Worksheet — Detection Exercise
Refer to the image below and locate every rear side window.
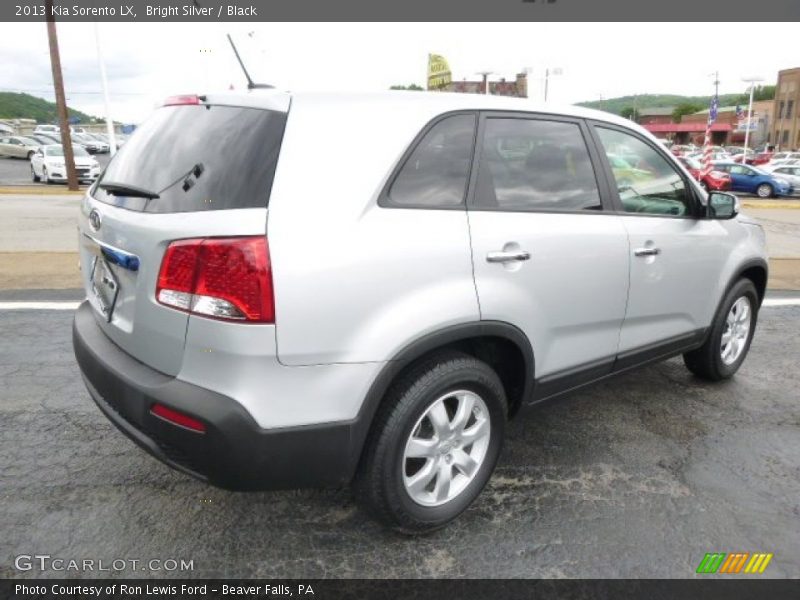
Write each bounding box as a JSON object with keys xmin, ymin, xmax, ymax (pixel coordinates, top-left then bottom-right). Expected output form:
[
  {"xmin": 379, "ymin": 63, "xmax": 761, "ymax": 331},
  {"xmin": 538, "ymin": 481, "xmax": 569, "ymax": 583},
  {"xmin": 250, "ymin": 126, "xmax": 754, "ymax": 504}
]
[
  {"xmin": 386, "ymin": 114, "xmax": 476, "ymax": 208},
  {"xmin": 474, "ymin": 118, "xmax": 602, "ymax": 212},
  {"xmin": 93, "ymin": 104, "xmax": 286, "ymax": 213}
]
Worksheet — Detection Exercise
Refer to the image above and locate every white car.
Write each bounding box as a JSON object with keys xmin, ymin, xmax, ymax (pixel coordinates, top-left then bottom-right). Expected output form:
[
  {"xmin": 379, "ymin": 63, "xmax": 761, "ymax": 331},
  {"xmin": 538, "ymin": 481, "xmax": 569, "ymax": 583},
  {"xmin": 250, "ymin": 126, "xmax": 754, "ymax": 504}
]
[
  {"xmin": 30, "ymin": 144, "xmax": 101, "ymax": 184},
  {"xmin": 33, "ymin": 124, "xmax": 60, "ymax": 135},
  {"xmin": 764, "ymin": 164, "xmax": 800, "ymax": 192},
  {"xmin": 767, "ymin": 152, "xmax": 800, "ymax": 166}
]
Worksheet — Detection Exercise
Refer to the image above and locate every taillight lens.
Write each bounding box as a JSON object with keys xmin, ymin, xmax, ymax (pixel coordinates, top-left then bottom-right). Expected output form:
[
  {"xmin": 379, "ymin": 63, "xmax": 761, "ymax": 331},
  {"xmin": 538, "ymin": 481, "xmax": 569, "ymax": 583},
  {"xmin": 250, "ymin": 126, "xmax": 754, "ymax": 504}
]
[{"xmin": 156, "ymin": 237, "xmax": 274, "ymax": 323}]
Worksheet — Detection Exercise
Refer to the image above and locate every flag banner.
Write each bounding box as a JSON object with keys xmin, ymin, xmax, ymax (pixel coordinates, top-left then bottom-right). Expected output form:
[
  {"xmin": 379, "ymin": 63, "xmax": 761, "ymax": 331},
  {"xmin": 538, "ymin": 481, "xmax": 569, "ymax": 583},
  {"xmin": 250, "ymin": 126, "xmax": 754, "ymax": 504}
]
[
  {"xmin": 427, "ymin": 54, "xmax": 452, "ymax": 90},
  {"xmin": 701, "ymin": 92, "xmax": 719, "ymax": 177}
]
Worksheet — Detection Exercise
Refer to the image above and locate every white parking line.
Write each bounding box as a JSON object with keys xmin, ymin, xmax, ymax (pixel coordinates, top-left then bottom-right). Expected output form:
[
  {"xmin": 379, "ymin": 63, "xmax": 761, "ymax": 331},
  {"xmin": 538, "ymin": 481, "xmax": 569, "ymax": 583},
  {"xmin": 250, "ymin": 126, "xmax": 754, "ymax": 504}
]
[
  {"xmin": 0, "ymin": 301, "xmax": 81, "ymax": 310},
  {"xmin": 0, "ymin": 297, "xmax": 799, "ymax": 311},
  {"xmin": 762, "ymin": 297, "xmax": 800, "ymax": 307}
]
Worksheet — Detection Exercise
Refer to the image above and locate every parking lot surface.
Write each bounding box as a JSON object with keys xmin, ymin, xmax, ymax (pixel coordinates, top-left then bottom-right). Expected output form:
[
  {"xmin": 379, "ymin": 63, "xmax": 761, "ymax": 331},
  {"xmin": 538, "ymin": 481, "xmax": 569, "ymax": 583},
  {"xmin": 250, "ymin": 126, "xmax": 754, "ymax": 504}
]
[{"xmin": 1, "ymin": 298, "xmax": 798, "ymax": 579}]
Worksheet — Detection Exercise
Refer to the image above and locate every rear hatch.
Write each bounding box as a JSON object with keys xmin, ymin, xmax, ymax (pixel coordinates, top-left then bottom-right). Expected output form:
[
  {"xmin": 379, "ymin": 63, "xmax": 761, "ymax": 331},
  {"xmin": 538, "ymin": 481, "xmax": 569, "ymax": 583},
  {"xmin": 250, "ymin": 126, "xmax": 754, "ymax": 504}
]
[{"xmin": 78, "ymin": 94, "xmax": 288, "ymax": 375}]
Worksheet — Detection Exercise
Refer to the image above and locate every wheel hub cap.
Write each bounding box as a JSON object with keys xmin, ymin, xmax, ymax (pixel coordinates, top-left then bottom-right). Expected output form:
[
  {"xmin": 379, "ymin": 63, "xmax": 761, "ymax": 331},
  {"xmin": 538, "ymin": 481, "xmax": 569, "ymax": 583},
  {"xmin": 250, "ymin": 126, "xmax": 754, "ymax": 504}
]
[
  {"xmin": 402, "ymin": 390, "xmax": 491, "ymax": 507},
  {"xmin": 721, "ymin": 296, "xmax": 752, "ymax": 365}
]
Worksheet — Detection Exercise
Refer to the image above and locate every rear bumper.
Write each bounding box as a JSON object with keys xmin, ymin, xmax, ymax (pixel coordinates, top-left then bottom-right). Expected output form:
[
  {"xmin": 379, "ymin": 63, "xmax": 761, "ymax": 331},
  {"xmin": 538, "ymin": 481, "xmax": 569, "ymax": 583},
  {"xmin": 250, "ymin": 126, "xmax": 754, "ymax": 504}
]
[{"xmin": 72, "ymin": 301, "xmax": 357, "ymax": 491}]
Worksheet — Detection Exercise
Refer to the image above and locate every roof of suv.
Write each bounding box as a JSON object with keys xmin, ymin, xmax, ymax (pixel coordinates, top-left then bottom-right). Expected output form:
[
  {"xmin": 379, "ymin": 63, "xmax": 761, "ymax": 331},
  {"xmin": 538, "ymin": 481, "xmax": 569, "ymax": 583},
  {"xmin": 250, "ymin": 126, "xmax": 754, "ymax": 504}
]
[{"xmin": 201, "ymin": 89, "xmax": 648, "ymax": 135}]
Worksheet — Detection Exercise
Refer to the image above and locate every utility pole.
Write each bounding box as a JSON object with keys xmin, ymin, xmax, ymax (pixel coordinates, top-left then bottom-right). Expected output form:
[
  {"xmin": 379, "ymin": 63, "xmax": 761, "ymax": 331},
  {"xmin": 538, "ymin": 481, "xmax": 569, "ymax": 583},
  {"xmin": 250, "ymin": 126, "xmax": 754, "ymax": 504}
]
[{"xmin": 45, "ymin": 0, "xmax": 78, "ymax": 190}]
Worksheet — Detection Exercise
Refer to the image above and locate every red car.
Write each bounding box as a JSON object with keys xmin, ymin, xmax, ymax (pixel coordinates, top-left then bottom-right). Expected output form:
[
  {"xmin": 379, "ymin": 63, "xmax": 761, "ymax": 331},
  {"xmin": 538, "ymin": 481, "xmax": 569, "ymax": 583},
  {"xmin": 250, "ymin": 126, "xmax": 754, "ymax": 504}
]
[{"xmin": 677, "ymin": 156, "xmax": 732, "ymax": 191}]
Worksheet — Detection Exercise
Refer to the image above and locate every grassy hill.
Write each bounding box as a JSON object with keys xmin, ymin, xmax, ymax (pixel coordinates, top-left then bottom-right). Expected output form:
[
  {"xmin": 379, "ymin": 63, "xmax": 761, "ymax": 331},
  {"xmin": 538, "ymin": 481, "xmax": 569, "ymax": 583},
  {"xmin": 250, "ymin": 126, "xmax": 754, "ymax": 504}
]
[
  {"xmin": 0, "ymin": 92, "xmax": 95, "ymax": 124},
  {"xmin": 577, "ymin": 90, "xmax": 774, "ymax": 116}
]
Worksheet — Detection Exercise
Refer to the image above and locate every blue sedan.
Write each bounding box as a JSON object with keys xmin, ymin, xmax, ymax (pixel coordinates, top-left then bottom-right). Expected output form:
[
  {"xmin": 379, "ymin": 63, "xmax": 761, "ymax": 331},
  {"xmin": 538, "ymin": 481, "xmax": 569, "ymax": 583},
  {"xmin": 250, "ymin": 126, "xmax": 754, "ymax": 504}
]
[{"xmin": 713, "ymin": 162, "xmax": 795, "ymax": 198}]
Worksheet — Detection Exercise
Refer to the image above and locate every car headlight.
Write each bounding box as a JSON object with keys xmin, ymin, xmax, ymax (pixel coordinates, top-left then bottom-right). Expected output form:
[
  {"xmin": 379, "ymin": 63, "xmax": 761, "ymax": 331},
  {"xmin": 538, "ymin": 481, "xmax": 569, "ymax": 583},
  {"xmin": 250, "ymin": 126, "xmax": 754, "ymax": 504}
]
[{"xmin": 774, "ymin": 178, "xmax": 789, "ymax": 186}]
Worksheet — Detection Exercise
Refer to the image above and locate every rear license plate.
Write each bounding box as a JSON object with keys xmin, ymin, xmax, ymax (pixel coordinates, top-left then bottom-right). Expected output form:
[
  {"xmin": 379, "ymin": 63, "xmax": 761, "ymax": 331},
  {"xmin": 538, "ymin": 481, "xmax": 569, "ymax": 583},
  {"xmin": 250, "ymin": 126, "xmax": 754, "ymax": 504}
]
[{"xmin": 90, "ymin": 257, "xmax": 119, "ymax": 322}]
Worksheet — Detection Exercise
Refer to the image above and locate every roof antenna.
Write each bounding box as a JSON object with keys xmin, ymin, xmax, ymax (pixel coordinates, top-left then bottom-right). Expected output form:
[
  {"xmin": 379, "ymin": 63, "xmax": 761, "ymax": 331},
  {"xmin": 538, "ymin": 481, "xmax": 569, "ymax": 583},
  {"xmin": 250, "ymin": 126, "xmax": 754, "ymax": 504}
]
[{"xmin": 226, "ymin": 33, "xmax": 274, "ymax": 90}]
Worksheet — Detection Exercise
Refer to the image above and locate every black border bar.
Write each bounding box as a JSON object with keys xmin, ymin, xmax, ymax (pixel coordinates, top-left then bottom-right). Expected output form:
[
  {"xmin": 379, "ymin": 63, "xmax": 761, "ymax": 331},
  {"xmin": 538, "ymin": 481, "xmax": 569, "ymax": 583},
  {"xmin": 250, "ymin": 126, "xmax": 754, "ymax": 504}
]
[
  {"xmin": 3, "ymin": 0, "xmax": 800, "ymax": 22},
  {"xmin": 4, "ymin": 579, "xmax": 800, "ymax": 600}
]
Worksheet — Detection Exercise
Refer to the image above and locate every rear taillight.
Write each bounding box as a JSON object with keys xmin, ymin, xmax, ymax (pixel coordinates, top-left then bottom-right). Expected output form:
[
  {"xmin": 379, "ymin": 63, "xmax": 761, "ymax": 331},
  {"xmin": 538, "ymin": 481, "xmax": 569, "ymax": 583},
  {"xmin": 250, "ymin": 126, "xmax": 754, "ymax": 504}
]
[{"xmin": 156, "ymin": 237, "xmax": 274, "ymax": 323}]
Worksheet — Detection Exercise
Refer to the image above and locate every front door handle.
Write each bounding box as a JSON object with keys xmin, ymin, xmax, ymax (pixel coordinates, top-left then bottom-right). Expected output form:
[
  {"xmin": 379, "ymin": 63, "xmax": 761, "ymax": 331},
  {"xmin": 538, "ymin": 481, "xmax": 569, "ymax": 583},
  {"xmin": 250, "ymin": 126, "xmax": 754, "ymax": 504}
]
[
  {"xmin": 486, "ymin": 250, "xmax": 531, "ymax": 263},
  {"xmin": 634, "ymin": 247, "xmax": 661, "ymax": 257}
]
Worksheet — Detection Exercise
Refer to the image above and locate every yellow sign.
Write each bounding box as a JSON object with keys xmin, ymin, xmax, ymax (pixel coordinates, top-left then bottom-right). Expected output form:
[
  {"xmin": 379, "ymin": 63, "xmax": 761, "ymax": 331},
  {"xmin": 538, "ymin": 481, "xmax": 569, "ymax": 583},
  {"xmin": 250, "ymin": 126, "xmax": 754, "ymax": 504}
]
[{"xmin": 427, "ymin": 54, "xmax": 452, "ymax": 90}]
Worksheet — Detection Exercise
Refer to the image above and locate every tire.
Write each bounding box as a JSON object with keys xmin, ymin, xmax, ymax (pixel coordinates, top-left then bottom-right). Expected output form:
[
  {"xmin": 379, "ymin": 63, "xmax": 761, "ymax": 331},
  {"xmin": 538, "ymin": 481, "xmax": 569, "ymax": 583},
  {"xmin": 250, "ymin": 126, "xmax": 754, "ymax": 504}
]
[
  {"xmin": 756, "ymin": 183, "xmax": 773, "ymax": 198},
  {"xmin": 355, "ymin": 351, "xmax": 507, "ymax": 534},
  {"xmin": 683, "ymin": 279, "xmax": 759, "ymax": 381},
  {"xmin": 31, "ymin": 165, "xmax": 40, "ymax": 183},
  {"xmin": 43, "ymin": 166, "xmax": 51, "ymax": 184}
]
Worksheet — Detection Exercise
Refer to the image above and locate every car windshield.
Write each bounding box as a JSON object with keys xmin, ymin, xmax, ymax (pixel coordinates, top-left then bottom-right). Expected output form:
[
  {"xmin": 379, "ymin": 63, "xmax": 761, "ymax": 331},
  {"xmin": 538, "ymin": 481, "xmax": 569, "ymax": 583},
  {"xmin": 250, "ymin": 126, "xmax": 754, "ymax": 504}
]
[{"xmin": 46, "ymin": 145, "xmax": 90, "ymax": 157}]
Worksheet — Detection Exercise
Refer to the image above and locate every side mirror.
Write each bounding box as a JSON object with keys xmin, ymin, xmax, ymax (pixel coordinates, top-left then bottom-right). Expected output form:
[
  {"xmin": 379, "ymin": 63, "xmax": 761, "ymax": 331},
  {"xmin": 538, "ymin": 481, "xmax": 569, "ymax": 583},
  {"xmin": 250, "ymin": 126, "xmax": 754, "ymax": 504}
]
[{"xmin": 708, "ymin": 192, "xmax": 739, "ymax": 220}]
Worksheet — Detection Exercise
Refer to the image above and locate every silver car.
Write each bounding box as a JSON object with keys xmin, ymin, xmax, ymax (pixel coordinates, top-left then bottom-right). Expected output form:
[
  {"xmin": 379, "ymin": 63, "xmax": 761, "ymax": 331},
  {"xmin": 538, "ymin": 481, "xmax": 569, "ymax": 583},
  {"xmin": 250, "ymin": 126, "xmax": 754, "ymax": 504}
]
[
  {"xmin": 0, "ymin": 135, "xmax": 40, "ymax": 159},
  {"xmin": 764, "ymin": 164, "xmax": 800, "ymax": 193},
  {"xmin": 72, "ymin": 91, "xmax": 768, "ymax": 532}
]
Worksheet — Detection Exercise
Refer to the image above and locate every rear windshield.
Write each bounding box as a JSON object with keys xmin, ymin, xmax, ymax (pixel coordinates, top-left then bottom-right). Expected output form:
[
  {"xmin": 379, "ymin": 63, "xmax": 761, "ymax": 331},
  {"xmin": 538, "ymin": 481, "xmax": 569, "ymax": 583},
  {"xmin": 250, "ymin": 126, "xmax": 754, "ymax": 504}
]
[{"xmin": 92, "ymin": 104, "xmax": 287, "ymax": 213}]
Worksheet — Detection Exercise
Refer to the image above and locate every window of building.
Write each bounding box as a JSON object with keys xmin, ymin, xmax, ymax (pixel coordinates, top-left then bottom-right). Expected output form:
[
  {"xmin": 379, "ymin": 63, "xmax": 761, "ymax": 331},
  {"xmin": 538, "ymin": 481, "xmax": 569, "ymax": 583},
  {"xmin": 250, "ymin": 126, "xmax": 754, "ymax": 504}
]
[
  {"xmin": 788, "ymin": 100, "xmax": 795, "ymax": 118},
  {"xmin": 595, "ymin": 126, "xmax": 693, "ymax": 217},
  {"xmin": 473, "ymin": 117, "xmax": 601, "ymax": 212},
  {"xmin": 782, "ymin": 130, "xmax": 790, "ymax": 145},
  {"xmin": 387, "ymin": 114, "xmax": 476, "ymax": 208},
  {"xmin": 779, "ymin": 101, "xmax": 785, "ymax": 119}
]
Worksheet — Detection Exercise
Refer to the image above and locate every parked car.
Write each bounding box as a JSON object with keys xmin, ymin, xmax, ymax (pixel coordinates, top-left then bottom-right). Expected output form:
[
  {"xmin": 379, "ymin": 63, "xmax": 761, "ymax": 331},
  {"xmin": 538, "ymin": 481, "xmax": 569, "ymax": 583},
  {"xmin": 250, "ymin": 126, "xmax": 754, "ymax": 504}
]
[
  {"xmin": 72, "ymin": 91, "xmax": 767, "ymax": 532},
  {"xmin": 670, "ymin": 144, "xmax": 695, "ymax": 157},
  {"xmin": 677, "ymin": 156, "xmax": 731, "ymax": 191},
  {"xmin": 763, "ymin": 165, "xmax": 800, "ymax": 192},
  {"xmin": 0, "ymin": 135, "xmax": 41, "ymax": 159},
  {"xmin": 30, "ymin": 144, "xmax": 101, "ymax": 184},
  {"xmin": 766, "ymin": 152, "xmax": 800, "ymax": 166},
  {"xmin": 28, "ymin": 133, "xmax": 59, "ymax": 145},
  {"xmin": 72, "ymin": 133, "xmax": 110, "ymax": 154},
  {"xmin": 33, "ymin": 124, "xmax": 60, "ymax": 135},
  {"xmin": 713, "ymin": 161, "xmax": 795, "ymax": 197}
]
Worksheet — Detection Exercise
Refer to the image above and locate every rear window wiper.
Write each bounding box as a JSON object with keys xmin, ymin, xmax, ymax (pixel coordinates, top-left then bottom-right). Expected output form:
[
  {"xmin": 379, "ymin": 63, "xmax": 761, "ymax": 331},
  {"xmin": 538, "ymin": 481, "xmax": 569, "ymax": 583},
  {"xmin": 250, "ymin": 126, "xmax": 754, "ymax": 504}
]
[{"xmin": 98, "ymin": 181, "xmax": 160, "ymax": 199}]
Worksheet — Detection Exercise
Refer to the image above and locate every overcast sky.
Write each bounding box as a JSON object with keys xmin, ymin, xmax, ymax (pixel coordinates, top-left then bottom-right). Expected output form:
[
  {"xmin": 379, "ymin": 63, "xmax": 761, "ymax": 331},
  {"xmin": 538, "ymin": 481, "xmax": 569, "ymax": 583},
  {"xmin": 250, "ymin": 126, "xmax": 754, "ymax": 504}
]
[{"xmin": 1, "ymin": 22, "xmax": 797, "ymax": 124}]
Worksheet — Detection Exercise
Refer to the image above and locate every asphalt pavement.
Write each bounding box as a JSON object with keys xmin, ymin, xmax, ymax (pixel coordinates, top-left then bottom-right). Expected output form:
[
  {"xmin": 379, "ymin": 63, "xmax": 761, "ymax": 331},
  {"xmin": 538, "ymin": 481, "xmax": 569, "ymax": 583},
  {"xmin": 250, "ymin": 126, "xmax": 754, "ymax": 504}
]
[{"xmin": 1, "ymin": 295, "xmax": 798, "ymax": 579}]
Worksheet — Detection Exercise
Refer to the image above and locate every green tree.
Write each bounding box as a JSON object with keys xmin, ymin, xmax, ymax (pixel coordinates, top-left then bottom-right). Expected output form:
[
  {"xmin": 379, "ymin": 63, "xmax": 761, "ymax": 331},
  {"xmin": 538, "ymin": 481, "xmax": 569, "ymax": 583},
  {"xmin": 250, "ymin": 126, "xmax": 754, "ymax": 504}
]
[
  {"xmin": 620, "ymin": 106, "xmax": 636, "ymax": 120},
  {"xmin": 672, "ymin": 103, "xmax": 704, "ymax": 122},
  {"xmin": 389, "ymin": 84, "xmax": 424, "ymax": 91}
]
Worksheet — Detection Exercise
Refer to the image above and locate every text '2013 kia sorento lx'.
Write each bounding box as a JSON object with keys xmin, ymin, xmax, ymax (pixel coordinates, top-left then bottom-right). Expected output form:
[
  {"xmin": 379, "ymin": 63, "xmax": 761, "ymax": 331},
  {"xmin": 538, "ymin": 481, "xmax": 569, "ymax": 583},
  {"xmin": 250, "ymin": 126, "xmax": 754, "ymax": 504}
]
[{"xmin": 73, "ymin": 91, "xmax": 768, "ymax": 533}]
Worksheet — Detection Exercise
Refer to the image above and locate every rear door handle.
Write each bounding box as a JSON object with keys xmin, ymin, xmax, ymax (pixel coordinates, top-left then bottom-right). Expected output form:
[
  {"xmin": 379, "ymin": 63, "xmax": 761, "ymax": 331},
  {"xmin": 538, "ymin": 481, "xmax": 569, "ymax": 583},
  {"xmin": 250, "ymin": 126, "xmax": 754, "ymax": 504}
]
[
  {"xmin": 486, "ymin": 250, "xmax": 531, "ymax": 263},
  {"xmin": 634, "ymin": 247, "xmax": 661, "ymax": 257}
]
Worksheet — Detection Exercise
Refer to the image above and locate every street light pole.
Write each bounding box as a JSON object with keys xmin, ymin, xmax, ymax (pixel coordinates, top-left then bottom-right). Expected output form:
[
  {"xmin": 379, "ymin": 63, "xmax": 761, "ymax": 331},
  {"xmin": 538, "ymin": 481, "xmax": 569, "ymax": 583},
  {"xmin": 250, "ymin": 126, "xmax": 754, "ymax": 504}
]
[
  {"xmin": 45, "ymin": 0, "xmax": 78, "ymax": 191},
  {"xmin": 93, "ymin": 22, "xmax": 117, "ymax": 155},
  {"xmin": 742, "ymin": 76, "xmax": 764, "ymax": 164},
  {"xmin": 544, "ymin": 68, "xmax": 549, "ymax": 102}
]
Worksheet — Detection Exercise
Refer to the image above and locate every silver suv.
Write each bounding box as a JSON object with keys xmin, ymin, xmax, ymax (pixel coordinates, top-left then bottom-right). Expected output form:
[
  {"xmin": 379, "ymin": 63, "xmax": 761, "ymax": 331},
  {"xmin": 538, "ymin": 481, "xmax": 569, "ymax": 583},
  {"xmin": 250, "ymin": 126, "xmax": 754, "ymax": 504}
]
[{"xmin": 73, "ymin": 91, "xmax": 767, "ymax": 532}]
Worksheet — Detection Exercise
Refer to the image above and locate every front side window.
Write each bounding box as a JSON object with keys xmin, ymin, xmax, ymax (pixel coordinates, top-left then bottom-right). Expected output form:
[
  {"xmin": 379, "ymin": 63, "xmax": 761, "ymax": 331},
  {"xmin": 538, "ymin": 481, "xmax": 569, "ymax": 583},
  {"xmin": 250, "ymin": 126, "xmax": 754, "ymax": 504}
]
[
  {"xmin": 387, "ymin": 114, "xmax": 476, "ymax": 208},
  {"xmin": 596, "ymin": 127, "xmax": 693, "ymax": 217},
  {"xmin": 474, "ymin": 118, "xmax": 601, "ymax": 211}
]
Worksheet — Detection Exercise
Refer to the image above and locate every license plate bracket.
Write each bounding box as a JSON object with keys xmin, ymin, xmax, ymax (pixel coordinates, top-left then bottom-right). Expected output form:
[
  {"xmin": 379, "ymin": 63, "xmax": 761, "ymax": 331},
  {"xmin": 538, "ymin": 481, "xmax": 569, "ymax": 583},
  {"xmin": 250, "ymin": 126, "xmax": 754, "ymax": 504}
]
[{"xmin": 90, "ymin": 256, "xmax": 119, "ymax": 322}]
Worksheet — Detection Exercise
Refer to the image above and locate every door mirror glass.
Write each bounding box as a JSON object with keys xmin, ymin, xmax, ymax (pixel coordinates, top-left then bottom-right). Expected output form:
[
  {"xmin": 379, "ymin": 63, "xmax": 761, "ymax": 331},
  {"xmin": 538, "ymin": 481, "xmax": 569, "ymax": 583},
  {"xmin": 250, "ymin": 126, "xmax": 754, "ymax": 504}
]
[{"xmin": 708, "ymin": 192, "xmax": 738, "ymax": 220}]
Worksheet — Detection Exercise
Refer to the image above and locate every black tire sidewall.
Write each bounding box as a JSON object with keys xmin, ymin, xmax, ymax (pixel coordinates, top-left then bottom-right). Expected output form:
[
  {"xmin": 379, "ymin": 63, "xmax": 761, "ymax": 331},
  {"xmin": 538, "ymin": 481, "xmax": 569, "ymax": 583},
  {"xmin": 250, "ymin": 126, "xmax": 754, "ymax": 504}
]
[
  {"xmin": 378, "ymin": 359, "xmax": 506, "ymax": 530},
  {"xmin": 709, "ymin": 280, "xmax": 759, "ymax": 378}
]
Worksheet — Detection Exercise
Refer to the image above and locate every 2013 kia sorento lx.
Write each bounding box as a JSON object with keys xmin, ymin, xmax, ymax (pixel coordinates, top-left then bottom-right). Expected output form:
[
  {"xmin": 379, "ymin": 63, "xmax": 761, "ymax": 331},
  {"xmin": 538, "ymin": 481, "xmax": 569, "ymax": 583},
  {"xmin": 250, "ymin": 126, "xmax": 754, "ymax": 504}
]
[{"xmin": 73, "ymin": 90, "xmax": 768, "ymax": 533}]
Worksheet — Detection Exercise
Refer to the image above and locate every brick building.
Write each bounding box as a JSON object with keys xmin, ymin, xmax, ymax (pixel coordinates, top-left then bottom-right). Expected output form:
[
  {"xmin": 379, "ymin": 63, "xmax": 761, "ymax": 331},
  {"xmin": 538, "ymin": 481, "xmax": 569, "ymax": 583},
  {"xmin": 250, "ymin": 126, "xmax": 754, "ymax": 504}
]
[
  {"xmin": 773, "ymin": 68, "xmax": 800, "ymax": 150},
  {"xmin": 447, "ymin": 73, "xmax": 528, "ymax": 98}
]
